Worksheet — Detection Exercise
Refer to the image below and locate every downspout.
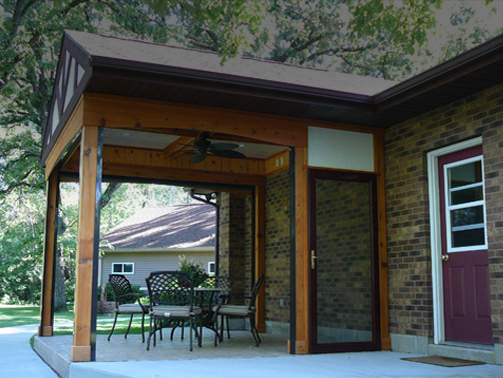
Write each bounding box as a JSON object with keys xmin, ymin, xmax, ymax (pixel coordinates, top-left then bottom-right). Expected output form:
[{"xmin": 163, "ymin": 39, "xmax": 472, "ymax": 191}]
[{"xmin": 190, "ymin": 189, "xmax": 220, "ymax": 276}]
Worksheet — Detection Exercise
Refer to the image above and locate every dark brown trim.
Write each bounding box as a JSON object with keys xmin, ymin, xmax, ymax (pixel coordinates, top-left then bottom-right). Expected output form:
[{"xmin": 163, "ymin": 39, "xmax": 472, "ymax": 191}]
[
  {"xmin": 41, "ymin": 35, "xmax": 92, "ymax": 166},
  {"xmin": 375, "ymin": 33, "xmax": 503, "ymax": 104},
  {"xmin": 91, "ymin": 55, "xmax": 373, "ymax": 105},
  {"xmin": 308, "ymin": 168, "xmax": 381, "ymax": 353}
]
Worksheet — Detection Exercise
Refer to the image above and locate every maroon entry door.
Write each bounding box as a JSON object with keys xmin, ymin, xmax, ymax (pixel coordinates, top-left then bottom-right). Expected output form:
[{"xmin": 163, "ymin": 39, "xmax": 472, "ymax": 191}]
[{"xmin": 438, "ymin": 146, "xmax": 493, "ymax": 345}]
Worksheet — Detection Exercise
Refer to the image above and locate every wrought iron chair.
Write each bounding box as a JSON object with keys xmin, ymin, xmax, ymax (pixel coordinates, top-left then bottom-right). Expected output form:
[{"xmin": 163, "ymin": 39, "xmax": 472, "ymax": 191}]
[
  {"xmin": 107, "ymin": 274, "xmax": 148, "ymax": 342},
  {"xmin": 145, "ymin": 271, "xmax": 202, "ymax": 351},
  {"xmin": 213, "ymin": 274, "xmax": 264, "ymax": 346},
  {"xmin": 211, "ymin": 276, "xmax": 233, "ymax": 342}
]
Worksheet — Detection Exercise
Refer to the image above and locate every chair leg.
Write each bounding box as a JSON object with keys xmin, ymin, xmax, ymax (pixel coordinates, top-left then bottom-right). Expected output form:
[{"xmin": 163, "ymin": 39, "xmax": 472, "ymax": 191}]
[
  {"xmin": 189, "ymin": 318, "xmax": 193, "ymax": 352},
  {"xmin": 249, "ymin": 313, "xmax": 261, "ymax": 346},
  {"xmin": 141, "ymin": 313, "xmax": 145, "ymax": 343},
  {"xmin": 214, "ymin": 315, "xmax": 219, "ymax": 347},
  {"xmin": 226, "ymin": 316, "xmax": 230, "ymax": 339},
  {"xmin": 170, "ymin": 324, "xmax": 176, "ymax": 341},
  {"xmin": 146, "ymin": 316, "xmax": 156, "ymax": 351},
  {"xmin": 153, "ymin": 318, "xmax": 158, "ymax": 347},
  {"xmin": 181, "ymin": 321, "xmax": 185, "ymax": 340},
  {"xmin": 219, "ymin": 314, "xmax": 224, "ymax": 342},
  {"xmin": 107, "ymin": 312, "xmax": 118, "ymax": 342},
  {"xmin": 199, "ymin": 319, "xmax": 203, "ymax": 347},
  {"xmin": 125, "ymin": 313, "xmax": 134, "ymax": 339}
]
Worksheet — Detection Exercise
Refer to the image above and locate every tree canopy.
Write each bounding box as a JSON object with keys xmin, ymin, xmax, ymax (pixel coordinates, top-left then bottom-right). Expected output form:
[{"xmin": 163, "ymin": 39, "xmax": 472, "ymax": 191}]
[{"xmin": 1, "ymin": 0, "xmax": 502, "ymax": 304}]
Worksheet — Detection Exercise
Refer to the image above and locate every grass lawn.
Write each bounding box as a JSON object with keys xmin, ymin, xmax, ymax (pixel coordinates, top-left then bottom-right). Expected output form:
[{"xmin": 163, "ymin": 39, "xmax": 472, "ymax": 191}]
[
  {"xmin": 0, "ymin": 304, "xmax": 74, "ymax": 328},
  {"xmin": 0, "ymin": 304, "xmax": 145, "ymax": 335}
]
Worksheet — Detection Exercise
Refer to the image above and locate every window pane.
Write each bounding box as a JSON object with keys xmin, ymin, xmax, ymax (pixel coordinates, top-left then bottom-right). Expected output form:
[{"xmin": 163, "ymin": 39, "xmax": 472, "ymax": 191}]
[
  {"xmin": 449, "ymin": 161, "xmax": 482, "ymax": 189},
  {"xmin": 123, "ymin": 263, "xmax": 133, "ymax": 273},
  {"xmin": 450, "ymin": 186, "xmax": 483, "ymax": 205},
  {"xmin": 451, "ymin": 206, "xmax": 484, "ymax": 227},
  {"xmin": 452, "ymin": 228, "xmax": 485, "ymax": 248},
  {"xmin": 113, "ymin": 264, "xmax": 122, "ymax": 273}
]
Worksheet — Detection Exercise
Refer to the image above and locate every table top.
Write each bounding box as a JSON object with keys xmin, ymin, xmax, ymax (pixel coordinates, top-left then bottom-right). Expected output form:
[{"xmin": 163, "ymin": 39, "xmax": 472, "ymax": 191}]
[{"xmin": 194, "ymin": 287, "xmax": 226, "ymax": 292}]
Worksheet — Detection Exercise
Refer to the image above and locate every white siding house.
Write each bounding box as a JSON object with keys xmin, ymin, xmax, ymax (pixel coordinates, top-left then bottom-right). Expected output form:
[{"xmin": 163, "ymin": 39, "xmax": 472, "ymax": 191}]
[{"xmin": 99, "ymin": 204, "xmax": 216, "ymax": 288}]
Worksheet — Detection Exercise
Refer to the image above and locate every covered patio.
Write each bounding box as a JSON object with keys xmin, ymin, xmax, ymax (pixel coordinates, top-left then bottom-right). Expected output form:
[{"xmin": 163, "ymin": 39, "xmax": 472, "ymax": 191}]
[{"xmin": 37, "ymin": 29, "xmax": 391, "ymax": 368}]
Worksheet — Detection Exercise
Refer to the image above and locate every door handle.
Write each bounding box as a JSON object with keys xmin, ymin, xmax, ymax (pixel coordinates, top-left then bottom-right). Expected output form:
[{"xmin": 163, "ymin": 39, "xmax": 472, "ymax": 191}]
[
  {"xmin": 311, "ymin": 250, "xmax": 317, "ymax": 270},
  {"xmin": 441, "ymin": 254, "xmax": 449, "ymax": 262}
]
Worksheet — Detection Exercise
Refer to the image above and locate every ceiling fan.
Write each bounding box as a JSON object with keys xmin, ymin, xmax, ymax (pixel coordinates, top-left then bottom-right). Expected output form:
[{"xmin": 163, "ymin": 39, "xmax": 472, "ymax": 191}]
[{"xmin": 185, "ymin": 132, "xmax": 246, "ymax": 163}]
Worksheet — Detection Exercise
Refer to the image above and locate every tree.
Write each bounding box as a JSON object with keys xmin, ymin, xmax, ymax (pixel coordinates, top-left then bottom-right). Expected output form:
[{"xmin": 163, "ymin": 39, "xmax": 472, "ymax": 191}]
[{"xmin": 1, "ymin": 0, "xmax": 502, "ymax": 304}]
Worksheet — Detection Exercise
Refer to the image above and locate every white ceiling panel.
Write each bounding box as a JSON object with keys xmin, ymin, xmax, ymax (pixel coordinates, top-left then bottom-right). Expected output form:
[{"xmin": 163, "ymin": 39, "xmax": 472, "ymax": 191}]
[
  {"xmin": 209, "ymin": 139, "xmax": 287, "ymax": 159},
  {"xmin": 103, "ymin": 129, "xmax": 179, "ymax": 150}
]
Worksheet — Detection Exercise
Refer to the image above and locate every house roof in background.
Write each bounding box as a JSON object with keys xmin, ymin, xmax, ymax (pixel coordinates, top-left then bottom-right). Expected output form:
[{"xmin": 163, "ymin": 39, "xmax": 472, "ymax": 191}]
[{"xmin": 101, "ymin": 204, "xmax": 215, "ymax": 251}]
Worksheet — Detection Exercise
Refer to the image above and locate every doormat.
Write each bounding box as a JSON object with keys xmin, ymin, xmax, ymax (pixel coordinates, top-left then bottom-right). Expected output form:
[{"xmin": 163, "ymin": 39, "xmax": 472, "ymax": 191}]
[{"xmin": 401, "ymin": 355, "xmax": 485, "ymax": 367}]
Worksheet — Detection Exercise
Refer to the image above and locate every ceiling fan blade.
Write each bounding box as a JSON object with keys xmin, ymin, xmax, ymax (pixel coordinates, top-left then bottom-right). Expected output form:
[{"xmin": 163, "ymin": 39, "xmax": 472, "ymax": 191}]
[
  {"xmin": 211, "ymin": 149, "xmax": 246, "ymax": 159},
  {"xmin": 190, "ymin": 152, "xmax": 207, "ymax": 163},
  {"xmin": 209, "ymin": 142, "xmax": 241, "ymax": 151}
]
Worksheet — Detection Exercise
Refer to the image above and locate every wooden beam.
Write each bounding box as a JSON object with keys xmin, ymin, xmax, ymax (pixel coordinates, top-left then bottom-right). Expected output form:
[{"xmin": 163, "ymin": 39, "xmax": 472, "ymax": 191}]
[
  {"xmin": 71, "ymin": 126, "xmax": 99, "ymax": 362},
  {"xmin": 45, "ymin": 96, "xmax": 83, "ymax": 179},
  {"xmin": 254, "ymin": 185, "xmax": 266, "ymax": 332},
  {"xmin": 374, "ymin": 130, "xmax": 391, "ymax": 350},
  {"xmin": 83, "ymin": 93, "xmax": 308, "ymax": 147},
  {"xmin": 100, "ymin": 163, "xmax": 265, "ymax": 187},
  {"xmin": 61, "ymin": 145, "xmax": 266, "ymax": 187},
  {"xmin": 39, "ymin": 172, "xmax": 59, "ymax": 337},
  {"xmin": 63, "ymin": 146, "xmax": 265, "ymax": 176},
  {"xmin": 163, "ymin": 136, "xmax": 194, "ymax": 156},
  {"xmin": 294, "ymin": 147, "xmax": 309, "ymax": 354},
  {"xmin": 265, "ymin": 150, "xmax": 290, "ymax": 175}
]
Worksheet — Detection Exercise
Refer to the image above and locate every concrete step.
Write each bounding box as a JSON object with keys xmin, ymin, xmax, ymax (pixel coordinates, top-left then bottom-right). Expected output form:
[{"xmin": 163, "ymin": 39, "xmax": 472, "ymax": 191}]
[{"xmin": 428, "ymin": 343, "xmax": 495, "ymax": 364}]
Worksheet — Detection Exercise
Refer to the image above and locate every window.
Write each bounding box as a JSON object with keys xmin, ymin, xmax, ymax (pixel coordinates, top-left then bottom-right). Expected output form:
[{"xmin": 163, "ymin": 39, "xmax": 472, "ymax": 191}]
[
  {"xmin": 207, "ymin": 261, "xmax": 215, "ymax": 276},
  {"xmin": 112, "ymin": 262, "xmax": 134, "ymax": 275},
  {"xmin": 444, "ymin": 156, "xmax": 487, "ymax": 251}
]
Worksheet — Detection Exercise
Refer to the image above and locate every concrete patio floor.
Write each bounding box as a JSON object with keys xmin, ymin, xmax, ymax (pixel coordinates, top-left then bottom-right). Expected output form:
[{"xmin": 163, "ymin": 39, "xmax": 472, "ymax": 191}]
[
  {"xmin": 69, "ymin": 352, "xmax": 503, "ymax": 378},
  {"xmin": 16, "ymin": 325, "xmax": 503, "ymax": 378},
  {"xmin": 0, "ymin": 325, "xmax": 496, "ymax": 378},
  {"xmin": 37, "ymin": 328, "xmax": 288, "ymax": 362}
]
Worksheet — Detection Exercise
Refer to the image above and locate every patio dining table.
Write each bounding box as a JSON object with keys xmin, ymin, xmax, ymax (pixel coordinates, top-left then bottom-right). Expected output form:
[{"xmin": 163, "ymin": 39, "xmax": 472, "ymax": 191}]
[{"xmin": 194, "ymin": 287, "xmax": 226, "ymax": 344}]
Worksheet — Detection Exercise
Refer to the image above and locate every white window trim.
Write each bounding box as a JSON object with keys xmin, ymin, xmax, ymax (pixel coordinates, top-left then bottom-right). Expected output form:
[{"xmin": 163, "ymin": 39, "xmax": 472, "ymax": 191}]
[
  {"xmin": 427, "ymin": 136, "xmax": 482, "ymax": 345},
  {"xmin": 443, "ymin": 155, "xmax": 488, "ymax": 252},
  {"xmin": 207, "ymin": 261, "xmax": 215, "ymax": 276},
  {"xmin": 112, "ymin": 262, "xmax": 135, "ymax": 275}
]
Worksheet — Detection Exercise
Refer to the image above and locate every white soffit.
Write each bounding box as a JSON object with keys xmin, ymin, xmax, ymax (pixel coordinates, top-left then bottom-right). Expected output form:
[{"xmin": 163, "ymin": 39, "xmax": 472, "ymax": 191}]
[
  {"xmin": 102, "ymin": 129, "xmax": 287, "ymax": 158},
  {"xmin": 102, "ymin": 129, "xmax": 179, "ymax": 150},
  {"xmin": 210, "ymin": 139, "xmax": 287, "ymax": 159},
  {"xmin": 308, "ymin": 127, "xmax": 374, "ymax": 172}
]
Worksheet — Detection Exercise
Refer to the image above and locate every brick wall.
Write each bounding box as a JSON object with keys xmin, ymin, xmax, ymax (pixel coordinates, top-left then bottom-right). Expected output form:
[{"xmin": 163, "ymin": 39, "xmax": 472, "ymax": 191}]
[
  {"xmin": 218, "ymin": 192, "xmax": 253, "ymax": 303},
  {"xmin": 385, "ymin": 83, "xmax": 503, "ymax": 343},
  {"xmin": 264, "ymin": 170, "xmax": 291, "ymax": 323},
  {"xmin": 315, "ymin": 179, "xmax": 373, "ymax": 333}
]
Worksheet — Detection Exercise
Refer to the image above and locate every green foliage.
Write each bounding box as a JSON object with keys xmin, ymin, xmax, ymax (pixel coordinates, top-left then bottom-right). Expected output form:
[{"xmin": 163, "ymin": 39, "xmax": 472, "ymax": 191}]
[
  {"xmin": 179, "ymin": 255, "xmax": 208, "ymax": 287},
  {"xmin": 97, "ymin": 283, "xmax": 144, "ymax": 304}
]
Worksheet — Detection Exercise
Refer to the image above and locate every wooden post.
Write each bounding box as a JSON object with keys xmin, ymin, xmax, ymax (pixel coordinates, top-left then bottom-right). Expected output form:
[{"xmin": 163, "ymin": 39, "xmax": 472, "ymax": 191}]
[
  {"xmin": 39, "ymin": 172, "xmax": 59, "ymax": 337},
  {"xmin": 294, "ymin": 147, "xmax": 309, "ymax": 353},
  {"xmin": 71, "ymin": 126, "xmax": 102, "ymax": 362},
  {"xmin": 254, "ymin": 184, "xmax": 266, "ymax": 332},
  {"xmin": 374, "ymin": 131, "xmax": 391, "ymax": 350}
]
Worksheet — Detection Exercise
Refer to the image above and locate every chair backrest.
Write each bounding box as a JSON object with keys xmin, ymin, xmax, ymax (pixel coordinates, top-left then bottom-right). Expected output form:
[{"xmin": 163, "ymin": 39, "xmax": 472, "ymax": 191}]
[
  {"xmin": 215, "ymin": 276, "xmax": 232, "ymax": 291},
  {"xmin": 248, "ymin": 274, "xmax": 265, "ymax": 310},
  {"xmin": 108, "ymin": 274, "xmax": 135, "ymax": 304},
  {"xmin": 145, "ymin": 271, "xmax": 194, "ymax": 308},
  {"xmin": 213, "ymin": 276, "xmax": 232, "ymax": 304}
]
